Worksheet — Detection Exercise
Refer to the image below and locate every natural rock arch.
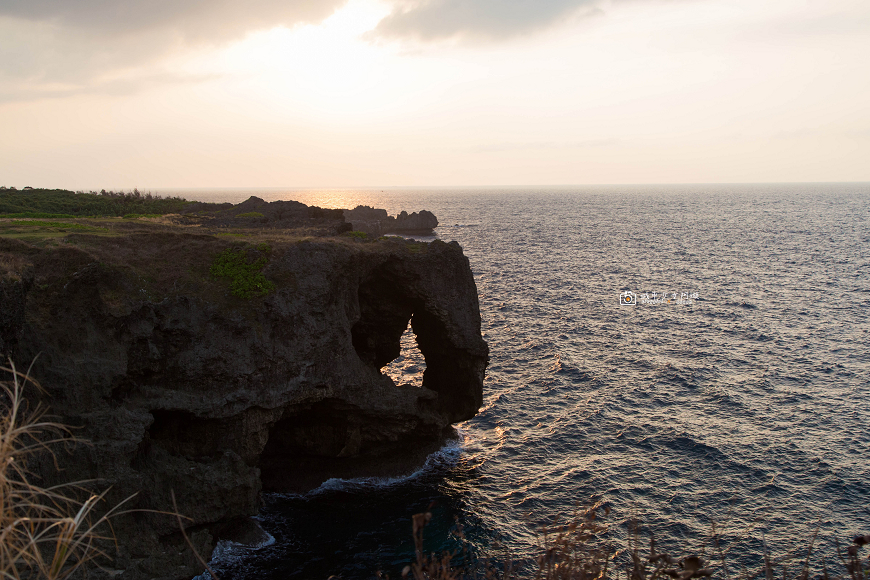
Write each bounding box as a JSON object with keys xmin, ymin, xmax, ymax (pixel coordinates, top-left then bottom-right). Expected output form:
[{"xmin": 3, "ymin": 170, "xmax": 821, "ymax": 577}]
[{"xmin": 350, "ymin": 257, "xmax": 485, "ymax": 422}]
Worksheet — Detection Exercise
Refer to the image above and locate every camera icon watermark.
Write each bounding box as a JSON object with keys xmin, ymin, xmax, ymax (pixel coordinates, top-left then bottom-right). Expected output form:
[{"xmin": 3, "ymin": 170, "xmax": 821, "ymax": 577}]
[
  {"xmin": 618, "ymin": 289, "xmax": 699, "ymax": 306},
  {"xmin": 619, "ymin": 291, "xmax": 636, "ymax": 306}
]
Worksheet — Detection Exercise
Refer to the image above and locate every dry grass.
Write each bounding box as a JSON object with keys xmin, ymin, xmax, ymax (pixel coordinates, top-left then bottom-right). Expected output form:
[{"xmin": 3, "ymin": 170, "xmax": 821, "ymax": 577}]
[
  {"xmin": 0, "ymin": 362, "xmax": 135, "ymax": 579},
  {"xmin": 398, "ymin": 502, "xmax": 869, "ymax": 580}
]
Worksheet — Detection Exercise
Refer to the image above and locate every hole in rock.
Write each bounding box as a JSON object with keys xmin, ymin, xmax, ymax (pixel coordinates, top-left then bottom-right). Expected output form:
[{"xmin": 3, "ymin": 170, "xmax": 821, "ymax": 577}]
[
  {"xmin": 382, "ymin": 322, "xmax": 426, "ymax": 387},
  {"xmin": 350, "ymin": 263, "xmax": 482, "ymax": 422},
  {"xmin": 351, "ymin": 266, "xmax": 430, "ymax": 387}
]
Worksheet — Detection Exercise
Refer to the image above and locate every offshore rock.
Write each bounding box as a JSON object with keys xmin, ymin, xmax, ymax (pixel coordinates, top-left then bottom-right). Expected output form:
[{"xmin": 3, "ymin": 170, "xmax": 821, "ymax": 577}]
[
  {"xmin": 344, "ymin": 205, "xmax": 439, "ymax": 236},
  {"xmin": 0, "ymin": 232, "xmax": 487, "ymax": 580}
]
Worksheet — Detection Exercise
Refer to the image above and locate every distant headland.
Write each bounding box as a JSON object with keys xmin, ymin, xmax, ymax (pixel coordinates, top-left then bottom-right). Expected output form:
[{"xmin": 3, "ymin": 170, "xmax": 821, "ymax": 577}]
[{"xmin": 0, "ymin": 187, "xmax": 439, "ymax": 237}]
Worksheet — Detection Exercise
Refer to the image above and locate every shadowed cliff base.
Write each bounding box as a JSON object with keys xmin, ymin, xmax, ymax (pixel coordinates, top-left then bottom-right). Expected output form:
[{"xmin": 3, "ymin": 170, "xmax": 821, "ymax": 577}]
[
  {"xmin": 0, "ymin": 203, "xmax": 486, "ymax": 580},
  {"xmin": 260, "ymin": 425, "xmax": 456, "ymax": 493}
]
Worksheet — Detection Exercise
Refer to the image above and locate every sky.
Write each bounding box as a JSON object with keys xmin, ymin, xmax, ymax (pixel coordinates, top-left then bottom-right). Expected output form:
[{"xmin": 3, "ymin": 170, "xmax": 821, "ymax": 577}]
[{"xmin": 1, "ymin": 0, "xmax": 868, "ymax": 189}]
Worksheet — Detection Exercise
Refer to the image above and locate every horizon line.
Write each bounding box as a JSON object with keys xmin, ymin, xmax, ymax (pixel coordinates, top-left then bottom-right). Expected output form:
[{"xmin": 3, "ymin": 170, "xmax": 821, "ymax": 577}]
[
  {"xmin": 60, "ymin": 181, "xmax": 870, "ymax": 192},
  {"xmin": 5, "ymin": 181, "xmax": 870, "ymax": 192}
]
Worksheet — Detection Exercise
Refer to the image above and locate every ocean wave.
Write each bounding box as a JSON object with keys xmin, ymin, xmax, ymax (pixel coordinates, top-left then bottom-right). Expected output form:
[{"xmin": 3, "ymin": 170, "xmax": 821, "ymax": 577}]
[{"xmin": 190, "ymin": 530, "xmax": 276, "ymax": 580}]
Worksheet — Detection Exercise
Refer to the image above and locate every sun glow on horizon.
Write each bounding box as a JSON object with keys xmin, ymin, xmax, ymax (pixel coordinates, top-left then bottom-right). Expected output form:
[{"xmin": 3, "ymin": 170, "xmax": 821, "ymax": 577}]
[
  {"xmin": 1, "ymin": 0, "xmax": 868, "ymax": 188},
  {"xmin": 172, "ymin": 0, "xmax": 474, "ymax": 122}
]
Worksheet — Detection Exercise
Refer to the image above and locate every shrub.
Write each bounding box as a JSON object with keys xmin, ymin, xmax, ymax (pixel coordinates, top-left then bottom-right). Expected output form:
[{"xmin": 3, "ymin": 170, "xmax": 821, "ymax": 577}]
[
  {"xmin": 210, "ymin": 245, "xmax": 276, "ymax": 299},
  {"xmin": 345, "ymin": 231, "xmax": 368, "ymax": 240},
  {"xmin": 236, "ymin": 212, "xmax": 264, "ymax": 219},
  {"xmin": 0, "ymin": 189, "xmax": 192, "ymax": 217}
]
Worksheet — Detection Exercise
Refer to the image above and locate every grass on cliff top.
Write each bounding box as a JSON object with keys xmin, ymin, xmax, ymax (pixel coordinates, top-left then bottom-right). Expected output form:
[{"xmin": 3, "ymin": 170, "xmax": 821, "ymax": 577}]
[
  {"xmin": 3, "ymin": 220, "xmax": 103, "ymax": 231},
  {"xmin": 0, "ymin": 226, "xmax": 431, "ymax": 316},
  {"xmin": 0, "ymin": 206, "xmax": 437, "ymax": 257},
  {"xmin": 0, "ymin": 219, "xmax": 115, "ymax": 243},
  {"xmin": 0, "ymin": 213, "xmax": 77, "ymax": 219}
]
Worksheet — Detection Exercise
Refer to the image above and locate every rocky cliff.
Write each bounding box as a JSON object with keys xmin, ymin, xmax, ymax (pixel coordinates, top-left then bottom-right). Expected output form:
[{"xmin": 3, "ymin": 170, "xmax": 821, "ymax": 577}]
[
  {"xmin": 344, "ymin": 205, "xmax": 439, "ymax": 236},
  {"xmin": 182, "ymin": 195, "xmax": 353, "ymax": 234},
  {"xmin": 0, "ymin": 226, "xmax": 487, "ymax": 579}
]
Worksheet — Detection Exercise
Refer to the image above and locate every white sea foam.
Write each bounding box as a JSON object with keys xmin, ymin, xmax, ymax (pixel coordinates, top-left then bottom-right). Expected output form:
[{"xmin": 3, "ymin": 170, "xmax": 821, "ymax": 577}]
[
  {"xmin": 190, "ymin": 529, "xmax": 276, "ymax": 580},
  {"xmin": 274, "ymin": 435, "xmax": 467, "ymax": 499},
  {"xmin": 191, "ymin": 435, "xmax": 467, "ymax": 578}
]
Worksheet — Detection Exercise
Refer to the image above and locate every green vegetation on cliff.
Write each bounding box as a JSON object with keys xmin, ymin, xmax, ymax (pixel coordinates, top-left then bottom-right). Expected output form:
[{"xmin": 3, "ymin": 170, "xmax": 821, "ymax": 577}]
[
  {"xmin": 210, "ymin": 244, "xmax": 276, "ymax": 298},
  {"xmin": 0, "ymin": 219, "xmax": 110, "ymax": 240},
  {"xmin": 0, "ymin": 188, "xmax": 191, "ymax": 217},
  {"xmin": 6, "ymin": 220, "xmax": 102, "ymax": 231}
]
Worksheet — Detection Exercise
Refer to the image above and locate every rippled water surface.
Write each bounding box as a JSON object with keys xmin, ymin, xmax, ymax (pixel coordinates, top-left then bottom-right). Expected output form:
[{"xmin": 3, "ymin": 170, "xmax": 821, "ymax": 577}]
[{"xmin": 178, "ymin": 184, "xmax": 870, "ymax": 579}]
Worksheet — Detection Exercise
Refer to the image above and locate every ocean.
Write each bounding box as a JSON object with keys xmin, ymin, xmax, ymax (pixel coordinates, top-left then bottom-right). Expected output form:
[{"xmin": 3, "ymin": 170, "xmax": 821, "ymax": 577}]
[{"xmin": 171, "ymin": 184, "xmax": 870, "ymax": 579}]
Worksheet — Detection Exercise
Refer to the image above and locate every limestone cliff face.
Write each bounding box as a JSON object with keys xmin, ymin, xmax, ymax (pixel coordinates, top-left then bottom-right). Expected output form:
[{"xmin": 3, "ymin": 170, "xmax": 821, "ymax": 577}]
[
  {"xmin": 0, "ymin": 233, "xmax": 487, "ymax": 580},
  {"xmin": 0, "ymin": 258, "xmax": 31, "ymax": 361}
]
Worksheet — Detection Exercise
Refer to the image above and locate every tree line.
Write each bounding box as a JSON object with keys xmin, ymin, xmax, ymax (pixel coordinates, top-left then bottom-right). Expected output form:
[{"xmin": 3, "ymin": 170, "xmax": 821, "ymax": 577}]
[{"xmin": 0, "ymin": 188, "xmax": 192, "ymax": 216}]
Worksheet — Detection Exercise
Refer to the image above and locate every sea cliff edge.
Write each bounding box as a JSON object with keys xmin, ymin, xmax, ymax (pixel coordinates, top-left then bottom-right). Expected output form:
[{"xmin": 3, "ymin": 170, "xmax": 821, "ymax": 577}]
[{"xmin": 0, "ymin": 204, "xmax": 488, "ymax": 579}]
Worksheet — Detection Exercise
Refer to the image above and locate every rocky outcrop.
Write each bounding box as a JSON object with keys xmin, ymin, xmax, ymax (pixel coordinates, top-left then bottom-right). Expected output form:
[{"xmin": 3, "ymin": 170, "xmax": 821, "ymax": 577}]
[
  {"xmin": 182, "ymin": 196, "xmax": 352, "ymax": 234},
  {"xmin": 344, "ymin": 205, "xmax": 438, "ymax": 236},
  {"xmin": 0, "ymin": 231, "xmax": 487, "ymax": 580}
]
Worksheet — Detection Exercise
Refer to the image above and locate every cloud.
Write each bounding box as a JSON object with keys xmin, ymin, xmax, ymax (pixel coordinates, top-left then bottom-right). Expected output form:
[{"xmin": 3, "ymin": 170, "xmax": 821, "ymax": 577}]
[
  {"xmin": 0, "ymin": 0, "xmax": 348, "ymax": 102},
  {"xmin": 0, "ymin": 0, "xmax": 347, "ymax": 40},
  {"xmin": 371, "ymin": 0, "xmax": 605, "ymax": 41}
]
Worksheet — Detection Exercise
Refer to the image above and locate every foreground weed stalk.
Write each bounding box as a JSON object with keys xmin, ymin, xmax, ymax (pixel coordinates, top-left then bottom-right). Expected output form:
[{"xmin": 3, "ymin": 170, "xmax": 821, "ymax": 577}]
[
  {"xmin": 0, "ymin": 362, "xmax": 135, "ymax": 579},
  {"xmin": 398, "ymin": 502, "xmax": 868, "ymax": 580}
]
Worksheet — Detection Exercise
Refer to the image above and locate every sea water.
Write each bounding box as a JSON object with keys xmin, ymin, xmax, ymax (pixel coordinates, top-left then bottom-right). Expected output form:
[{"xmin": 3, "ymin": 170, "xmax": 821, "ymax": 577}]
[{"xmin": 175, "ymin": 184, "xmax": 870, "ymax": 579}]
